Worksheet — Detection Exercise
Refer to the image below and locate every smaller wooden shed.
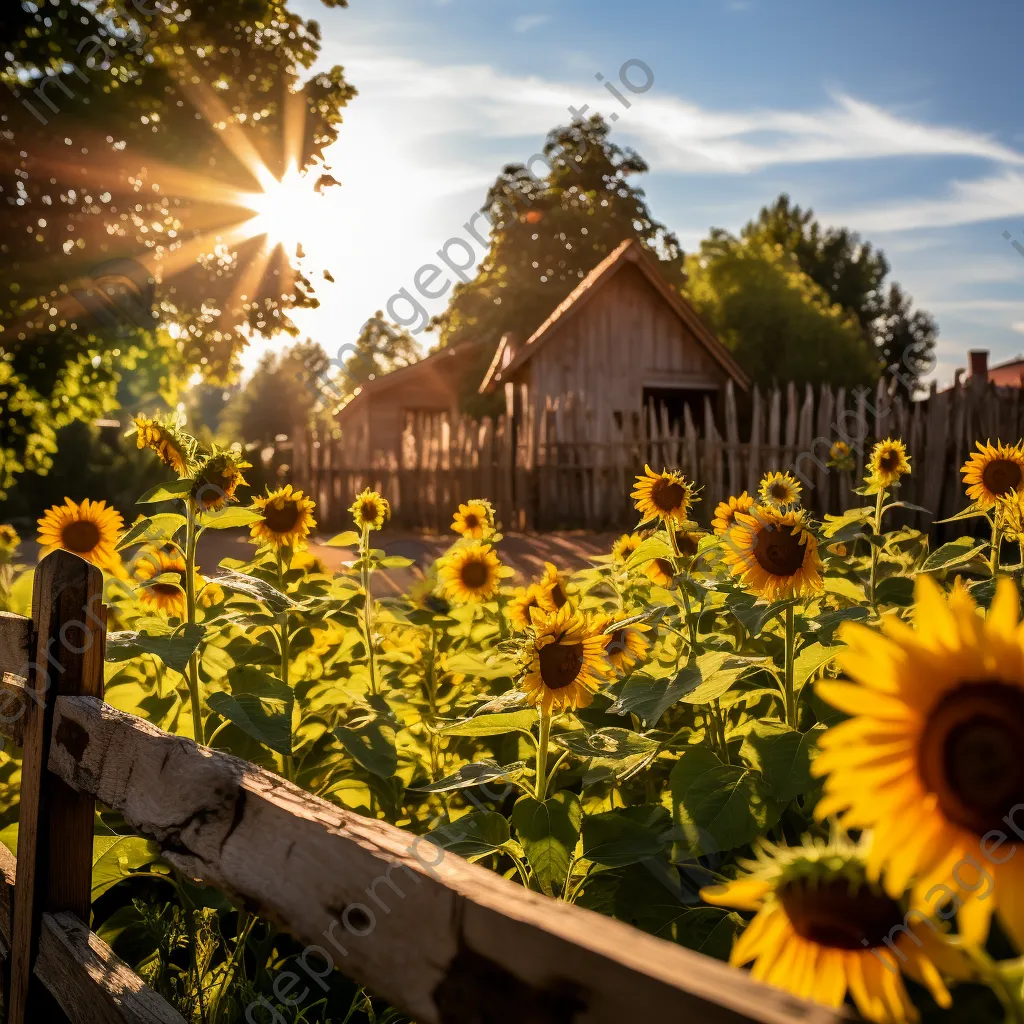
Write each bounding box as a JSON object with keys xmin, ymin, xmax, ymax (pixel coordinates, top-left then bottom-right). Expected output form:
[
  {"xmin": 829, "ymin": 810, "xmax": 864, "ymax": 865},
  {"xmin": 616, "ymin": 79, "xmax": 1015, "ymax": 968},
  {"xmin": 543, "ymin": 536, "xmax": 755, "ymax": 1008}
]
[
  {"xmin": 335, "ymin": 341, "xmax": 486, "ymax": 462},
  {"xmin": 480, "ymin": 238, "xmax": 748, "ymax": 431}
]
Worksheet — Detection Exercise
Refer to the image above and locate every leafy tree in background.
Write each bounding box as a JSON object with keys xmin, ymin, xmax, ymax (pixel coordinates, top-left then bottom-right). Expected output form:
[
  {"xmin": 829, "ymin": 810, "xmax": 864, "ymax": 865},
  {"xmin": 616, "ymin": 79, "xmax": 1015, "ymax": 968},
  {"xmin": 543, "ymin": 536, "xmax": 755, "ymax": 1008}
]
[
  {"xmin": 685, "ymin": 233, "xmax": 880, "ymax": 389},
  {"xmin": 220, "ymin": 340, "xmax": 330, "ymax": 445},
  {"xmin": 741, "ymin": 195, "xmax": 936, "ymax": 395},
  {"xmin": 333, "ymin": 312, "xmax": 421, "ymax": 405},
  {"xmin": 0, "ymin": 0, "xmax": 355, "ymax": 496},
  {"xmin": 431, "ymin": 115, "xmax": 685, "ymax": 353}
]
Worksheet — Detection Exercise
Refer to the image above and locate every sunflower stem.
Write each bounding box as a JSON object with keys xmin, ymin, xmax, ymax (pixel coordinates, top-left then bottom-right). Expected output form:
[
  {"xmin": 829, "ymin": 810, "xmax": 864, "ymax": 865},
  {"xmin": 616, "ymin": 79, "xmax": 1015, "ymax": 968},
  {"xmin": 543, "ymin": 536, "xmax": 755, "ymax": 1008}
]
[
  {"xmin": 184, "ymin": 505, "xmax": 205, "ymax": 745},
  {"xmin": 277, "ymin": 549, "xmax": 296, "ymax": 783},
  {"xmin": 669, "ymin": 522, "xmax": 700, "ymax": 651},
  {"xmin": 990, "ymin": 515, "xmax": 1003, "ymax": 577},
  {"xmin": 536, "ymin": 710, "xmax": 551, "ymax": 802},
  {"xmin": 869, "ymin": 487, "xmax": 885, "ymax": 610},
  {"xmin": 360, "ymin": 524, "xmax": 379, "ymax": 697},
  {"xmin": 784, "ymin": 604, "xmax": 797, "ymax": 728}
]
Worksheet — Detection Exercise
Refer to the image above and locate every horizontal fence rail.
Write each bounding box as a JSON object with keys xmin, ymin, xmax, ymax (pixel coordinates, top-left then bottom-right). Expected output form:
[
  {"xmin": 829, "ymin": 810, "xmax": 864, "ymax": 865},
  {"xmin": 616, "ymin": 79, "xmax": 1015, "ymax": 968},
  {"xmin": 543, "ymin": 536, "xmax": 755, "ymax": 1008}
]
[
  {"xmin": 295, "ymin": 374, "xmax": 1024, "ymax": 534},
  {"xmin": 0, "ymin": 551, "xmax": 847, "ymax": 1024}
]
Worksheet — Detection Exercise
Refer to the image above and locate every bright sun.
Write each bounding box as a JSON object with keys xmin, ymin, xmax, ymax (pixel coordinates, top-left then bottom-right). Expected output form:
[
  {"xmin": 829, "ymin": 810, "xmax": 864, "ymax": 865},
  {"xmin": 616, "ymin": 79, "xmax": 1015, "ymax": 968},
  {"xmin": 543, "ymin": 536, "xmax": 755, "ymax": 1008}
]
[{"xmin": 239, "ymin": 166, "xmax": 324, "ymax": 253}]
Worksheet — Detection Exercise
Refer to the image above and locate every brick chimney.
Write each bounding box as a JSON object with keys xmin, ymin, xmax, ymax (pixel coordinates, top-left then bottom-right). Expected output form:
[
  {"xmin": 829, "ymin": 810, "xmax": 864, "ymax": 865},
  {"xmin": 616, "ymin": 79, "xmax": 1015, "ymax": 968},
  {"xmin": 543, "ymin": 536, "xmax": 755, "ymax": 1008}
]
[{"xmin": 968, "ymin": 349, "xmax": 989, "ymax": 380}]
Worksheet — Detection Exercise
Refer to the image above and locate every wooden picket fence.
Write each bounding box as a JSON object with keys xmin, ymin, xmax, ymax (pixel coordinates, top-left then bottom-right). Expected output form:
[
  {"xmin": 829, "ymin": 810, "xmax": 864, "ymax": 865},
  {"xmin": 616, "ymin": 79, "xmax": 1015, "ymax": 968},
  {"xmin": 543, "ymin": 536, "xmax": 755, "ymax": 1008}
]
[
  {"xmin": 0, "ymin": 549, "xmax": 843, "ymax": 1024},
  {"xmin": 294, "ymin": 373, "xmax": 1024, "ymax": 533}
]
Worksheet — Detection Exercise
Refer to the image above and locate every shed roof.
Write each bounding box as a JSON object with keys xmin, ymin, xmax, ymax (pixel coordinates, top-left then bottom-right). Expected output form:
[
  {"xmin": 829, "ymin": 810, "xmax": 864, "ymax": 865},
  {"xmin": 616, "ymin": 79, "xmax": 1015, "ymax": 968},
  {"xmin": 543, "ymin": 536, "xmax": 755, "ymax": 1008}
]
[
  {"xmin": 479, "ymin": 238, "xmax": 749, "ymax": 393},
  {"xmin": 335, "ymin": 341, "xmax": 486, "ymax": 423}
]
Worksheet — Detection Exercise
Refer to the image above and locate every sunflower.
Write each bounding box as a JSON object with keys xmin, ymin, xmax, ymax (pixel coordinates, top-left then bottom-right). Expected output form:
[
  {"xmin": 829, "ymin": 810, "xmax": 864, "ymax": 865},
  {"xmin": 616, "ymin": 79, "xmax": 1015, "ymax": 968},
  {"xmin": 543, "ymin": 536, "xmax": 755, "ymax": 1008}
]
[
  {"xmin": 537, "ymin": 561, "xmax": 570, "ymax": 610},
  {"xmin": 134, "ymin": 549, "xmax": 188, "ymax": 617},
  {"xmin": 132, "ymin": 414, "xmax": 191, "ymax": 475},
  {"xmin": 960, "ymin": 440, "xmax": 1024, "ymax": 510},
  {"xmin": 645, "ymin": 557, "xmax": 675, "ymax": 587},
  {"xmin": 522, "ymin": 603, "xmax": 613, "ymax": 714},
  {"xmin": 251, "ymin": 485, "xmax": 317, "ymax": 551},
  {"xmin": 828, "ymin": 440, "xmax": 855, "ymax": 471},
  {"xmin": 451, "ymin": 501, "xmax": 492, "ymax": 540},
  {"xmin": 37, "ymin": 498, "xmax": 123, "ymax": 570},
  {"xmin": 814, "ymin": 575, "xmax": 1024, "ymax": 949},
  {"xmin": 631, "ymin": 465, "xmax": 695, "ymax": 527},
  {"xmin": 438, "ymin": 543, "xmax": 507, "ymax": 603},
  {"xmin": 349, "ymin": 488, "xmax": 390, "ymax": 531},
  {"xmin": 0, "ymin": 525, "xmax": 20, "ymax": 560},
  {"xmin": 759, "ymin": 471, "xmax": 803, "ymax": 509},
  {"xmin": 190, "ymin": 452, "xmax": 249, "ymax": 511},
  {"xmin": 601, "ymin": 618, "xmax": 652, "ymax": 672},
  {"xmin": 867, "ymin": 438, "xmax": 911, "ymax": 491},
  {"xmin": 722, "ymin": 506, "xmax": 823, "ymax": 601},
  {"xmin": 701, "ymin": 837, "xmax": 958, "ymax": 1023},
  {"xmin": 507, "ymin": 583, "xmax": 554, "ymax": 631},
  {"xmin": 712, "ymin": 492, "xmax": 755, "ymax": 536},
  {"xmin": 610, "ymin": 533, "xmax": 642, "ymax": 562}
]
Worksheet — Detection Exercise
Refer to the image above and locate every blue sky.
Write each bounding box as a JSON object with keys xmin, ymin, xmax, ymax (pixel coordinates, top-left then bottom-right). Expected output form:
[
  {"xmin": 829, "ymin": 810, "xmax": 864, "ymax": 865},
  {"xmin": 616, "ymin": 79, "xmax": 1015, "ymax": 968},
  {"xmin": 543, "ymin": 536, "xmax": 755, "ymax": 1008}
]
[{"xmin": 274, "ymin": 0, "xmax": 1024, "ymax": 385}]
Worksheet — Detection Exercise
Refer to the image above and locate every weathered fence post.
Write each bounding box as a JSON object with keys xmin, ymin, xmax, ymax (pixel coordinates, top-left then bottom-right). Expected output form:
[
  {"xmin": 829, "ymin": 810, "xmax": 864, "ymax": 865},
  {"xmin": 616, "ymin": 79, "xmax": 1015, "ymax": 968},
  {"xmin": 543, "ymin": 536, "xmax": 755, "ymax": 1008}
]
[{"xmin": 8, "ymin": 550, "xmax": 106, "ymax": 1024}]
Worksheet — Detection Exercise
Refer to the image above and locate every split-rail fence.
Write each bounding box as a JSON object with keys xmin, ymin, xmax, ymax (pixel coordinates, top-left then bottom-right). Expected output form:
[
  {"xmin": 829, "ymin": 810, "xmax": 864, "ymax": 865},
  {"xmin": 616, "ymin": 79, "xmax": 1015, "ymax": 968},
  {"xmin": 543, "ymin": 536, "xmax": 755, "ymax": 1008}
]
[
  {"xmin": 0, "ymin": 549, "xmax": 844, "ymax": 1023},
  {"xmin": 293, "ymin": 374, "xmax": 1024, "ymax": 534}
]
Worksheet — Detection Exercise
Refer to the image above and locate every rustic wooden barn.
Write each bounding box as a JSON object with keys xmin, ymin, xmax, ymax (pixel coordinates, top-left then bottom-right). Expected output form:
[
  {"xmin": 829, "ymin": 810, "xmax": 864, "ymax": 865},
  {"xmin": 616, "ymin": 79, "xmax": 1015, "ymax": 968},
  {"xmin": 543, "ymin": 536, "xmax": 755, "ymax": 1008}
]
[
  {"xmin": 479, "ymin": 237, "xmax": 749, "ymax": 432},
  {"xmin": 334, "ymin": 340, "xmax": 487, "ymax": 463}
]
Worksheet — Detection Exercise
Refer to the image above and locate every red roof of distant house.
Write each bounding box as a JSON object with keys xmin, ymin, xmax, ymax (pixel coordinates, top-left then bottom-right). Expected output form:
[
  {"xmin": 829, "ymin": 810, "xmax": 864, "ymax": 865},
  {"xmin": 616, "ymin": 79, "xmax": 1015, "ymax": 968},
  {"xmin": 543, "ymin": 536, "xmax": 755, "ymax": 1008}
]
[{"xmin": 987, "ymin": 358, "xmax": 1024, "ymax": 387}]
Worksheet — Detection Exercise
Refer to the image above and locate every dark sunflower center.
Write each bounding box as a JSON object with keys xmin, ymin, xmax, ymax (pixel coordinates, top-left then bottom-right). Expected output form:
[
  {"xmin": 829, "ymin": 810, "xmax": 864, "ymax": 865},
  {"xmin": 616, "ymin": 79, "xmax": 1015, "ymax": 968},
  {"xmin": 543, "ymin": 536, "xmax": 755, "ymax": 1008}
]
[
  {"xmin": 982, "ymin": 459, "xmax": 1022, "ymax": 497},
  {"xmin": 550, "ymin": 582, "xmax": 567, "ymax": 609},
  {"xmin": 651, "ymin": 477, "xmax": 686, "ymax": 513},
  {"xmin": 62, "ymin": 519, "xmax": 101, "ymax": 553},
  {"xmin": 919, "ymin": 681, "xmax": 1024, "ymax": 836},
  {"xmin": 780, "ymin": 877, "xmax": 903, "ymax": 951},
  {"xmin": 770, "ymin": 484, "xmax": 789, "ymax": 500},
  {"xmin": 539, "ymin": 641, "xmax": 585, "ymax": 690},
  {"xmin": 752, "ymin": 526, "xmax": 806, "ymax": 577},
  {"xmin": 264, "ymin": 501, "xmax": 301, "ymax": 534},
  {"xmin": 678, "ymin": 533, "xmax": 699, "ymax": 557},
  {"xmin": 460, "ymin": 559, "xmax": 490, "ymax": 590},
  {"xmin": 463, "ymin": 514, "xmax": 480, "ymax": 530},
  {"xmin": 361, "ymin": 500, "xmax": 379, "ymax": 522},
  {"xmin": 153, "ymin": 570, "xmax": 186, "ymax": 596},
  {"xmin": 654, "ymin": 557, "xmax": 674, "ymax": 579},
  {"xmin": 878, "ymin": 450, "xmax": 901, "ymax": 472}
]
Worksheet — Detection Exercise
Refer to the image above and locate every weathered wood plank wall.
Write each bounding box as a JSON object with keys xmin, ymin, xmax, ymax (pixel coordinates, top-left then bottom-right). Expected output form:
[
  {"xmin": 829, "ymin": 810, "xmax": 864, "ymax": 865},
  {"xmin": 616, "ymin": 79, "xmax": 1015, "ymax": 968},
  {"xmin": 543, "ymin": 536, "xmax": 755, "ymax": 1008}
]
[{"xmin": 296, "ymin": 375, "xmax": 1024, "ymax": 533}]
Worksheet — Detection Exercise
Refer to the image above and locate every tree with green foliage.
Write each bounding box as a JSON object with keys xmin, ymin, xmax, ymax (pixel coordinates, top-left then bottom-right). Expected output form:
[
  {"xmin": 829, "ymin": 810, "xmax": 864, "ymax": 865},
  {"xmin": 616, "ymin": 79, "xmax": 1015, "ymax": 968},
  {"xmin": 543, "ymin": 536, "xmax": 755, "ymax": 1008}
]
[
  {"xmin": 685, "ymin": 233, "xmax": 881, "ymax": 389},
  {"xmin": 741, "ymin": 195, "xmax": 936, "ymax": 395},
  {"xmin": 333, "ymin": 312, "xmax": 421, "ymax": 404},
  {"xmin": 0, "ymin": 0, "xmax": 355, "ymax": 496},
  {"xmin": 219, "ymin": 340, "xmax": 330, "ymax": 444},
  {"xmin": 431, "ymin": 115, "xmax": 684, "ymax": 352}
]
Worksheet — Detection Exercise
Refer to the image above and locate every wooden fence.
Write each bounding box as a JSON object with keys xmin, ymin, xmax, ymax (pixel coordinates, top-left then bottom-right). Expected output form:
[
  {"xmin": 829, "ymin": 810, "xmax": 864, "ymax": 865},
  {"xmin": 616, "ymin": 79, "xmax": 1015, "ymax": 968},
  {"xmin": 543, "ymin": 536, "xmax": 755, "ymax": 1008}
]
[
  {"xmin": 294, "ymin": 373, "xmax": 1024, "ymax": 534},
  {"xmin": 0, "ymin": 549, "xmax": 843, "ymax": 1023}
]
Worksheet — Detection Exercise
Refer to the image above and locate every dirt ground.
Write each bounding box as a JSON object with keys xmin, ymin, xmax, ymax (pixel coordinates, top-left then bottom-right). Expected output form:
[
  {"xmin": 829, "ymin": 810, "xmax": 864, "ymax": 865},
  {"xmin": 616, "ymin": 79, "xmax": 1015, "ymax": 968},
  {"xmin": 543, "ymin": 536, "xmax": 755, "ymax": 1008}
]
[{"xmin": 198, "ymin": 530, "xmax": 621, "ymax": 594}]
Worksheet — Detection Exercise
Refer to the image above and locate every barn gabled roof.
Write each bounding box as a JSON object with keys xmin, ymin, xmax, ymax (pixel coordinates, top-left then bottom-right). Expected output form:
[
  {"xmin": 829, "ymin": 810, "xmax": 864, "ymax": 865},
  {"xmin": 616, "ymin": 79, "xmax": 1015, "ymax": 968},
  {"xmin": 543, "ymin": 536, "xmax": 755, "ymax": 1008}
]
[
  {"xmin": 335, "ymin": 340, "xmax": 486, "ymax": 422},
  {"xmin": 479, "ymin": 238, "xmax": 749, "ymax": 393}
]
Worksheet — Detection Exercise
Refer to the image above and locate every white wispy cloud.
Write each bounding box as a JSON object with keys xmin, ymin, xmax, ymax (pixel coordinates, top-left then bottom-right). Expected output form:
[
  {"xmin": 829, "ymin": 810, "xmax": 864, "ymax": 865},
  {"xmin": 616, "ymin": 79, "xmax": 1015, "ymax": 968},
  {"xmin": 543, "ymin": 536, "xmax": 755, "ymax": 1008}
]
[
  {"xmin": 822, "ymin": 170, "xmax": 1024, "ymax": 232},
  {"xmin": 513, "ymin": 14, "xmax": 550, "ymax": 33}
]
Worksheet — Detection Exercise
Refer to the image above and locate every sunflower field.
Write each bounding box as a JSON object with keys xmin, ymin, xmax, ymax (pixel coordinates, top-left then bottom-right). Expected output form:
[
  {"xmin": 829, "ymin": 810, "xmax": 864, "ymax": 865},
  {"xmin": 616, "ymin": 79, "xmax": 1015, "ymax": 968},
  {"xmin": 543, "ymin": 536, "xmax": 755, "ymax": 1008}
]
[{"xmin": 2, "ymin": 415, "xmax": 1024, "ymax": 1024}]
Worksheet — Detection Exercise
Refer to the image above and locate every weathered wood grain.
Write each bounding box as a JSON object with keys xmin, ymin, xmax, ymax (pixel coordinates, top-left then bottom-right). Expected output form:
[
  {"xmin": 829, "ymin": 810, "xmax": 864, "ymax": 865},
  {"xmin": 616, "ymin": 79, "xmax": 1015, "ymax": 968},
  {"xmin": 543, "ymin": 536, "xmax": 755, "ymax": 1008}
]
[
  {"xmin": 8, "ymin": 550, "xmax": 106, "ymax": 1024},
  {"xmin": 48, "ymin": 695, "xmax": 844, "ymax": 1024},
  {"xmin": 0, "ymin": 677, "xmax": 29, "ymax": 748},
  {"xmin": 35, "ymin": 913, "xmax": 187, "ymax": 1024},
  {"xmin": 0, "ymin": 612, "xmax": 31, "ymax": 683}
]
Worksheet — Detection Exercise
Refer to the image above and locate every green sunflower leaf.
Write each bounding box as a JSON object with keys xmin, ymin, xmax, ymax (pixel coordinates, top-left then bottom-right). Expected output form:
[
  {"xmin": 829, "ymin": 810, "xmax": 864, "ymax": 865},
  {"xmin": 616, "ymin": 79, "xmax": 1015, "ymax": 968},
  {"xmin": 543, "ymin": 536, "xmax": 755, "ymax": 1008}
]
[
  {"xmin": 669, "ymin": 747, "xmax": 780, "ymax": 858},
  {"xmin": 116, "ymin": 513, "xmax": 188, "ymax": 551},
  {"xmin": 511, "ymin": 792, "xmax": 582, "ymax": 896}
]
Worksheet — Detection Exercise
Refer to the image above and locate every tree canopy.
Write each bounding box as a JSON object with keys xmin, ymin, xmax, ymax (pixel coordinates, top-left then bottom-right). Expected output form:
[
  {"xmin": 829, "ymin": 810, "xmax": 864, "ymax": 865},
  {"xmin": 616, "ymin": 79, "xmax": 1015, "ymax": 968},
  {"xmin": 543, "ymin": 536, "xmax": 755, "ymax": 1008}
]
[
  {"xmin": 685, "ymin": 233, "xmax": 881, "ymax": 389},
  {"xmin": 0, "ymin": 0, "xmax": 354, "ymax": 495},
  {"xmin": 741, "ymin": 195, "xmax": 936, "ymax": 394},
  {"xmin": 431, "ymin": 115, "xmax": 685, "ymax": 350}
]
